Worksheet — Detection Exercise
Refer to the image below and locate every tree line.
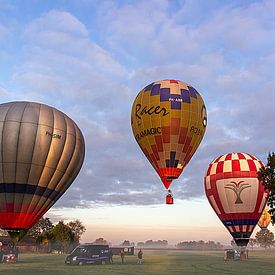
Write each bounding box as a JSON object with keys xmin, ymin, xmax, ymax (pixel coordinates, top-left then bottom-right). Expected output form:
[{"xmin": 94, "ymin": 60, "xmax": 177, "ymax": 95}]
[
  {"xmin": 0, "ymin": 218, "xmax": 87, "ymax": 254},
  {"xmin": 29, "ymin": 218, "xmax": 86, "ymax": 253},
  {"xmin": 176, "ymin": 240, "xmax": 223, "ymax": 250}
]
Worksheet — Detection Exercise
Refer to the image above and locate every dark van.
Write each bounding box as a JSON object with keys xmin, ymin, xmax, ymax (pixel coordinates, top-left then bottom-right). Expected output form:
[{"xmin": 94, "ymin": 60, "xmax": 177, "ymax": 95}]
[{"xmin": 65, "ymin": 244, "xmax": 110, "ymax": 265}]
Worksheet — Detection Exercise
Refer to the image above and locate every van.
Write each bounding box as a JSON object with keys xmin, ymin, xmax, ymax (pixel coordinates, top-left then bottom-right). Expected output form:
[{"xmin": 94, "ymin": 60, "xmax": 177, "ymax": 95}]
[{"xmin": 65, "ymin": 244, "xmax": 110, "ymax": 265}]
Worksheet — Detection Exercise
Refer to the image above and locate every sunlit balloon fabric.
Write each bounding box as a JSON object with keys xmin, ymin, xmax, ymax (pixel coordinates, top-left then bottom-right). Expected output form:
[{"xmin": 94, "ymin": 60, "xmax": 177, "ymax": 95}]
[
  {"xmin": 258, "ymin": 207, "xmax": 271, "ymax": 230},
  {"xmin": 131, "ymin": 79, "xmax": 207, "ymax": 189},
  {"xmin": 204, "ymin": 153, "xmax": 269, "ymax": 246},
  {"xmin": 0, "ymin": 102, "xmax": 85, "ymax": 239}
]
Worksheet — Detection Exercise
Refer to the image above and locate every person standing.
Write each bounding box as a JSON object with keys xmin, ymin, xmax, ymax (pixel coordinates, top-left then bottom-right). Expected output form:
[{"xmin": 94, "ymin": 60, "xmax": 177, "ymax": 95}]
[
  {"xmin": 120, "ymin": 249, "xmax": 125, "ymax": 264},
  {"xmin": 137, "ymin": 249, "xmax": 143, "ymax": 264},
  {"xmin": 109, "ymin": 249, "xmax": 113, "ymax": 264}
]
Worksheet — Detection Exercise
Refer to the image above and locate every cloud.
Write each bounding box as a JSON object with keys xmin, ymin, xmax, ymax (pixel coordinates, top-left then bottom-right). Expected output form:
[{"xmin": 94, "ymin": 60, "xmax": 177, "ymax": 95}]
[
  {"xmin": 2, "ymin": 1, "xmax": 275, "ymax": 208},
  {"xmin": 0, "ymin": 23, "xmax": 9, "ymax": 41},
  {"xmin": 12, "ymin": 10, "xmax": 127, "ymax": 106},
  {"xmin": 0, "ymin": 0, "xmax": 15, "ymax": 12}
]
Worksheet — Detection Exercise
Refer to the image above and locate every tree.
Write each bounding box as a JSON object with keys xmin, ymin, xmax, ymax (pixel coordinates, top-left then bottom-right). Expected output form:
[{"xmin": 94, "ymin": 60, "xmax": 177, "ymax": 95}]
[
  {"xmin": 121, "ymin": 240, "xmax": 131, "ymax": 246},
  {"xmin": 137, "ymin": 242, "xmax": 145, "ymax": 247},
  {"xmin": 143, "ymin": 240, "xmax": 168, "ymax": 247},
  {"xmin": 255, "ymin": 229, "xmax": 274, "ymax": 248},
  {"xmin": 258, "ymin": 152, "xmax": 275, "ymax": 223},
  {"xmin": 27, "ymin": 217, "xmax": 54, "ymax": 251},
  {"xmin": 176, "ymin": 240, "xmax": 223, "ymax": 250},
  {"xmin": 28, "ymin": 217, "xmax": 53, "ymax": 240},
  {"xmin": 52, "ymin": 221, "xmax": 75, "ymax": 253},
  {"xmin": 93, "ymin": 237, "xmax": 108, "ymax": 245},
  {"xmin": 248, "ymin": 238, "xmax": 257, "ymax": 250},
  {"xmin": 67, "ymin": 220, "xmax": 86, "ymax": 244}
]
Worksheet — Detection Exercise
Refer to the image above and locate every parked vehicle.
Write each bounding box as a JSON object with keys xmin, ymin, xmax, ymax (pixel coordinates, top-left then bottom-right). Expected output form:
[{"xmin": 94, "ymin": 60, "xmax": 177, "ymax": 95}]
[
  {"xmin": 65, "ymin": 244, "xmax": 110, "ymax": 265},
  {"xmin": 110, "ymin": 246, "xmax": 134, "ymax": 255}
]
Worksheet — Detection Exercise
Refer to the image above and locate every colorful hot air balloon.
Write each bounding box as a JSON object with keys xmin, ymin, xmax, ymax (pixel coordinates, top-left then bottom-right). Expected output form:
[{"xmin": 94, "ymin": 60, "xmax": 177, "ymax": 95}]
[
  {"xmin": 0, "ymin": 101, "xmax": 85, "ymax": 243},
  {"xmin": 258, "ymin": 207, "xmax": 271, "ymax": 230},
  {"xmin": 131, "ymin": 79, "xmax": 207, "ymax": 203},
  {"xmin": 204, "ymin": 153, "xmax": 269, "ymax": 247}
]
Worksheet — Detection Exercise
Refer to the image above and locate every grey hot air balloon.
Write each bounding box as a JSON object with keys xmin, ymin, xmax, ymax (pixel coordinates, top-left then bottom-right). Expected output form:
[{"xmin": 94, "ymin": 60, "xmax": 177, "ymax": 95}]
[{"xmin": 0, "ymin": 101, "xmax": 85, "ymax": 243}]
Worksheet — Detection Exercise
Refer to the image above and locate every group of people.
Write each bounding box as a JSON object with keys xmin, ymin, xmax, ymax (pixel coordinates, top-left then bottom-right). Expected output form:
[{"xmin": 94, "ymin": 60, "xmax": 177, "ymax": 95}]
[{"xmin": 109, "ymin": 249, "xmax": 143, "ymax": 264}]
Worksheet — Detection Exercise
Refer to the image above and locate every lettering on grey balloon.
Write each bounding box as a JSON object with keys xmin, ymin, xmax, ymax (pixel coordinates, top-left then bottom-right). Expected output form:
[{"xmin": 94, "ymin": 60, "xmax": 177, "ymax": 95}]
[
  {"xmin": 190, "ymin": 126, "xmax": 203, "ymax": 136},
  {"xmin": 135, "ymin": 127, "xmax": 162, "ymax": 141},
  {"xmin": 135, "ymin": 104, "xmax": 169, "ymax": 119},
  {"xmin": 46, "ymin": 131, "xmax": 61, "ymax": 139}
]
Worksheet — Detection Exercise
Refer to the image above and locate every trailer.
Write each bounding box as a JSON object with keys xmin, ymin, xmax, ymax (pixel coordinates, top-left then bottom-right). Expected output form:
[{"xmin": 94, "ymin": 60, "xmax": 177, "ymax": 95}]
[{"xmin": 110, "ymin": 246, "xmax": 134, "ymax": 255}]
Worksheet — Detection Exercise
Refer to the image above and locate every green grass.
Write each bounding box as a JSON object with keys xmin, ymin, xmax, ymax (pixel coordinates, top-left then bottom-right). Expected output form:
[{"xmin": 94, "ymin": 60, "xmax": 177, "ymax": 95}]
[{"xmin": 0, "ymin": 250, "xmax": 275, "ymax": 274}]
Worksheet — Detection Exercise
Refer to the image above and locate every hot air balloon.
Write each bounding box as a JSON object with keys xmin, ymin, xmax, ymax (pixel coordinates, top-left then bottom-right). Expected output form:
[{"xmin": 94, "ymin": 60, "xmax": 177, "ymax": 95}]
[
  {"xmin": 131, "ymin": 79, "xmax": 207, "ymax": 203},
  {"xmin": 0, "ymin": 101, "xmax": 85, "ymax": 243},
  {"xmin": 258, "ymin": 207, "xmax": 271, "ymax": 230},
  {"xmin": 204, "ymin": 153, "xmax": 269, "ymax": 247}
]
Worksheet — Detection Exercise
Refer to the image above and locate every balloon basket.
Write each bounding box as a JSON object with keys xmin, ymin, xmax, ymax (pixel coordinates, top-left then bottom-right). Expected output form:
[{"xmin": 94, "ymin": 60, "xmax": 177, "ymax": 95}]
[
  {"xmin": 166, "ymin": 195, "xmax": 174, "ymax": 205},
  {"xmin": 224, "ymin": 248, "xmax": 248, "ymax": 261}
]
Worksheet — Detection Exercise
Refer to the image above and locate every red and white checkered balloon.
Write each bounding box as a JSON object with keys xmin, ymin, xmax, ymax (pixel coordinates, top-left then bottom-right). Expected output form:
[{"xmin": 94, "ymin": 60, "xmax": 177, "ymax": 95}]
[{"xmin": 204, "ymin": 153, "xmax": 269, "ymax": 247}]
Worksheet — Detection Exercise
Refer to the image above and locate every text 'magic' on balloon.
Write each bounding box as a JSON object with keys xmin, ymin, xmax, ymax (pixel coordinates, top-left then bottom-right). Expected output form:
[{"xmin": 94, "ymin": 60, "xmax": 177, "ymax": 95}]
[
  {"xmin": 131, "ymin": 79, "xmax": 207, "ymax": 201},
  {"xmin": 0, "ymin": 101, "xmax": 85, "ymax": 243}
]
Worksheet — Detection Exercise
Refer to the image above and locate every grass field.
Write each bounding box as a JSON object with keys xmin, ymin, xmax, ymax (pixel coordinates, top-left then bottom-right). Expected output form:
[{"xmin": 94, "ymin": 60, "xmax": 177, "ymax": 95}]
[{"xmin": 0, "ymin": 249, "xmax": 275, "ymax": 274}]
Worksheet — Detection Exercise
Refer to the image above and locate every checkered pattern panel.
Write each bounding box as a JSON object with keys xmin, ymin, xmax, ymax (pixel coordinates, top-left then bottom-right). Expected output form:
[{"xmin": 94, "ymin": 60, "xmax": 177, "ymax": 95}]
[
  {"xmin": 206, "ymin": 153, "xmax": 264, "ymax": 177},
  {"xmin": 131, "ymin": 80, "xmax": 207, "ymax": 189}
]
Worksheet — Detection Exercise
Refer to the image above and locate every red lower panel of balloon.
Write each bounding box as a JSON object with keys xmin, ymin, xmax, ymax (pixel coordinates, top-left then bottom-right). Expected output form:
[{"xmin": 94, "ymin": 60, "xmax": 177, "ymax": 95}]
[
  {"xmin": 0, "ymin": 210, "xmax": 48, "ymax": 229},
  {"xmin": 158, "ymin": 168, "xmax": 182, "ymax": 189}
]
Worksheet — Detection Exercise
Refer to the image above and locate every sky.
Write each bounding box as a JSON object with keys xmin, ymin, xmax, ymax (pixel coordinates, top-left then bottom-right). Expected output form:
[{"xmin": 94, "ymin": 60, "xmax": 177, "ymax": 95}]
[{"xmin": 0, "ymin": 0, "xmax": 275, "ymax": 245}]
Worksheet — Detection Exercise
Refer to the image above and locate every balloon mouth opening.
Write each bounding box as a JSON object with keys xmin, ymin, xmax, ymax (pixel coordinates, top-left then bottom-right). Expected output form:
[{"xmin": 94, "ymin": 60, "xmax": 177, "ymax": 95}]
[
  {"xmin": 234, "ymin": 238, "xmax": 249, "ymax": 247},
  {"xmin": 161, "ymin": 178, "xmax": 173, "ymax": 189},
  {"xmin": 6, "ymin": 229, "xmax": 29, "ymax": 244},
  {"xmin": 167, "ymin": 176, "xmax": 177, "ymax": 181}
]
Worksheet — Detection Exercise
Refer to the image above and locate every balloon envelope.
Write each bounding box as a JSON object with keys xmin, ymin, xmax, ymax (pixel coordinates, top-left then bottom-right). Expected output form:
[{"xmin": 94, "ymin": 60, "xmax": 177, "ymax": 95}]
[
  {"xmin": 258, "ymin": 207, "xmax": 271, "ymax": 230},
  {"xmin": 131, "ymin": 79, "xmax": 207, "ymax": 189},
  {"xmin": 204, "ymin": 153, "xmax": 268, "ymax": 247},
  {"xmin": 0, "ymin": 102, "xmax": 85, "ymax": 242}
]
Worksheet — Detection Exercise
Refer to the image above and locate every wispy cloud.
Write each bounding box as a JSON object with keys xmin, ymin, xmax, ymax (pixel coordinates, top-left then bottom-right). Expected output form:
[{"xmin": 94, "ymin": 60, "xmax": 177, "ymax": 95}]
[{"xmin": 1, "ymin": 1, "xmax": 275, "ymax": 208}]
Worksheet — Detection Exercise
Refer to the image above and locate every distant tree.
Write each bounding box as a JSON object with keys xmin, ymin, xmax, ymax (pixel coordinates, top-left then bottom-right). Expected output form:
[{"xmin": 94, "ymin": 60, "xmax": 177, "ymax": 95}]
[
  {"xmin": 137, "ymin": 242, "xmax": 145, "ymax": 247},
  {"xmin": 248, "ymin": 238, "xmax": 257, "ymax": 250},
  {"xmin": 144, "ymin": 240, "xmax": 168, "ymax": 247},
  {"xmin": 177, "ymin": 240, "xmax": 223, "ymax": 250},
  {"xmin": 258, "ymin": 152, "xmax": 275, "ymax": 222},
  {"xmin": 52, "ymin": 221, "xmax": 74, "ymax": 253},
  {"xmin": 93, "ymin": 237, "xmax": 108, "ymax": 245},
  {"xmin": 255, "ymin": 229, "xmax": 274, "ymax": 249},
  {"xmin": 121, "ymin": 240, "xmax": 131, "ymax": 246},
  {"xmin": 39, "ymin": 230, "xmax": 54, "ymax": 253},
  {"xmin": 67, "ymin": 220, "xmax": 86, "ymax": 244}
]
